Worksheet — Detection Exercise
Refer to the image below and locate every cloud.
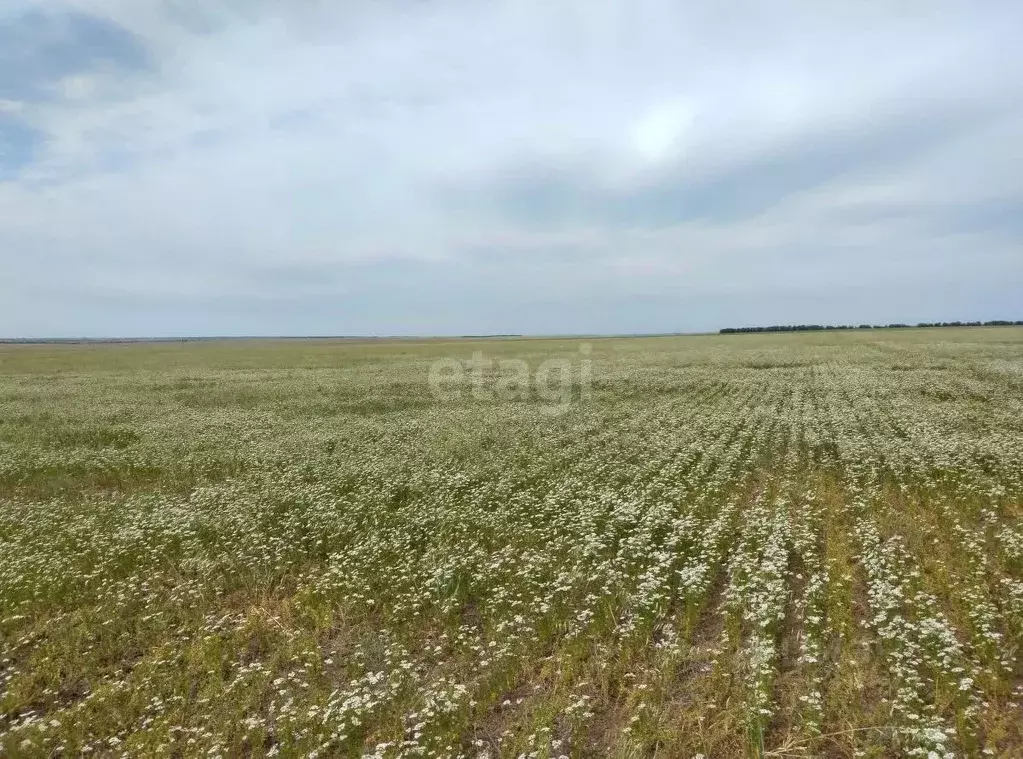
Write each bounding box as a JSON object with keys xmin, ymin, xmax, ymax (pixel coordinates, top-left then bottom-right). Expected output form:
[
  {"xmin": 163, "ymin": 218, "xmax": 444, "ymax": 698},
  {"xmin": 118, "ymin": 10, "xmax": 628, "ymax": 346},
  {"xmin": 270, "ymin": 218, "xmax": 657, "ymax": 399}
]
[
  {"xmin": 0, "ymin": 6, "xmax": 149, "ymax": 101},
  {"xmin": 445, "ymin": 93, "xmax": 1018, "ymax": 230},
  {"xmin": 0, "ymin": 0, "xmax": 1021, "ymax": 336}
]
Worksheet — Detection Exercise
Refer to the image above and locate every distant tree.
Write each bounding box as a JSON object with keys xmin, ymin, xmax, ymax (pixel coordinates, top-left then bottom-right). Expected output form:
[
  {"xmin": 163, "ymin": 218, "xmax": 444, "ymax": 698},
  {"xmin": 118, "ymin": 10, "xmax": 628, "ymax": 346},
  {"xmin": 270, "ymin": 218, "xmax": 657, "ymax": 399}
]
[{"xmin": 718, "ymin": 319, "xmax": 1021, "ymax": 335}]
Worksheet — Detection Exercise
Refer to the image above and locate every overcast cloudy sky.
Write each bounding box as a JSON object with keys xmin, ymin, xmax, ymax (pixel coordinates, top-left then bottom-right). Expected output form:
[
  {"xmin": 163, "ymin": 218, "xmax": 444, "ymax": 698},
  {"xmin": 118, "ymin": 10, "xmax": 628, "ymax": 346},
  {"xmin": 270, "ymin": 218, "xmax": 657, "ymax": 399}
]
[{"xmin": 1, "ymin": 1, "xmax": 1021, "ymax": 337}]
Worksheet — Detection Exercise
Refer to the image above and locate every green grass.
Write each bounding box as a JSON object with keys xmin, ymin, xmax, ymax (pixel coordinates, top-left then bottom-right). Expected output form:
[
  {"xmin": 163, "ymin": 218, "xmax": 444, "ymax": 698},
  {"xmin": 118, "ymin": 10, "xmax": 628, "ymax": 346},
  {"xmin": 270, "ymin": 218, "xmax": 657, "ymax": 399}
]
[{"xmin": 1, "ymin": 328, "xmax": 1022, "ymax": 757}]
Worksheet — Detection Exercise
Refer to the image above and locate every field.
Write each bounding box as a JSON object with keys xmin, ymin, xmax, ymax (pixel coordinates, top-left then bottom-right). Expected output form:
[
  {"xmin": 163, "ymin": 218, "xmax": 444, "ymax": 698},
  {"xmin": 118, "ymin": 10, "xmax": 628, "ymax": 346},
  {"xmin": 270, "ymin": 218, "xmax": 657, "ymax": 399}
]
[{"xmin": 2, "ymin": 328, "xmax": 1023, "ymax": 758}]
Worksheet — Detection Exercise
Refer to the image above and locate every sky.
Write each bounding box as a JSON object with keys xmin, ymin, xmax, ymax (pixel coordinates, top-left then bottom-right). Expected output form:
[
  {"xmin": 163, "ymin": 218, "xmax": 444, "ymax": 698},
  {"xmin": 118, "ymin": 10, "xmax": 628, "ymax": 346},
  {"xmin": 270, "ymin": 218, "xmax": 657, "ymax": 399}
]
[{"xmin": 1, "ymin": 0, "xmax": 1021, "ymax": 337}]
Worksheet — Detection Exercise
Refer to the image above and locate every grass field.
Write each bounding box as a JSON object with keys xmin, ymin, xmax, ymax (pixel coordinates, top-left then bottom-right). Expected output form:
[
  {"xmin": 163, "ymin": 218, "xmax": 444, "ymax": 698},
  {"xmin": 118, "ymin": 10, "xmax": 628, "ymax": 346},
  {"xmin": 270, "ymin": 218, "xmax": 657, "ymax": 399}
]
[{"xmin": 2, "ymin": 328, "xmax": 1023, "ymax": 758}]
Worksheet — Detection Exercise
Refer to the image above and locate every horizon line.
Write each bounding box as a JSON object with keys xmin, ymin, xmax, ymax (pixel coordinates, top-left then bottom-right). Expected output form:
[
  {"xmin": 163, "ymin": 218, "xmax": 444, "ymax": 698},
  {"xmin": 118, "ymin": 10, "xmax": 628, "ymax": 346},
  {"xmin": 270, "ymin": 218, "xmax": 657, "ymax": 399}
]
[{"xmin": 3, "ymin": 320, "xmax": 1022, "ymax": 345}]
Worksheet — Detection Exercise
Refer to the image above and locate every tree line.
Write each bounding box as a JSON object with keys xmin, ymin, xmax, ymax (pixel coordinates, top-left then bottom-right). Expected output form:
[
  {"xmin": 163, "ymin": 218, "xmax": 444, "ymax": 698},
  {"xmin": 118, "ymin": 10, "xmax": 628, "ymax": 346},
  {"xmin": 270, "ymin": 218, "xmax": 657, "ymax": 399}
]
[{"xmin": 719, "ymin": 320, "xmax": 1023, "ymax": 334}]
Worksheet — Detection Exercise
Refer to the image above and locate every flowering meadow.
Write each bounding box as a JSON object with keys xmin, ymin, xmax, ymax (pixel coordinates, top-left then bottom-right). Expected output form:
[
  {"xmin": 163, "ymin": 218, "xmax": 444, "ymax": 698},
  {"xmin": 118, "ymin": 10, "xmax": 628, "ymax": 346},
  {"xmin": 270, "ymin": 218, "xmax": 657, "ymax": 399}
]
[{"xmin": 1, "ymin": 328, "xmax": 1022, "ymax": 758}]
